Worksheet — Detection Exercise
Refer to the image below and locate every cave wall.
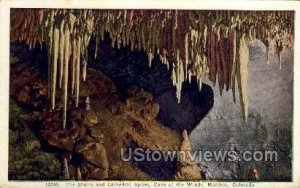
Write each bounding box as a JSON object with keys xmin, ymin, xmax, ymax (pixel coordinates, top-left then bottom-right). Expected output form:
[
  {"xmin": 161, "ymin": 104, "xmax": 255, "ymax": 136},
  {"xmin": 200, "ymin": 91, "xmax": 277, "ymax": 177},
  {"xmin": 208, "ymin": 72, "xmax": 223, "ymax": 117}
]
[{"xmin": 189, "ymin": 41, "xmax": 293, "ymax": 181}]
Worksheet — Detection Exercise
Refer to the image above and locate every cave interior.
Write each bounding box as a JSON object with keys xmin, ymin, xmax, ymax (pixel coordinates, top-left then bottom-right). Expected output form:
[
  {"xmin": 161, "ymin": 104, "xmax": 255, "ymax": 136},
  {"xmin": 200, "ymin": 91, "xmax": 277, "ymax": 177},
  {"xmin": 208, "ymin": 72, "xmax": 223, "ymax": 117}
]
[{"xmin": 9, "ymin": 9, "xmax": 294, "ymax": 181}]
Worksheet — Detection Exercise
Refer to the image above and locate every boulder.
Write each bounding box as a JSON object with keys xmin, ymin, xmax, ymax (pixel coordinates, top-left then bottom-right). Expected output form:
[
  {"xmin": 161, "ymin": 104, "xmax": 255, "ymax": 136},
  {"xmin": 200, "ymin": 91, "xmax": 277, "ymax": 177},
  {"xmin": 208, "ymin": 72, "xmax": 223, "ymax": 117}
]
[
  {"xmin": 75, "ymin": 141, "xmax": 109, "ymax": 170},
  {"xmin": 40, "ymin": 130, "xmax": 75, "ymax": 151}
]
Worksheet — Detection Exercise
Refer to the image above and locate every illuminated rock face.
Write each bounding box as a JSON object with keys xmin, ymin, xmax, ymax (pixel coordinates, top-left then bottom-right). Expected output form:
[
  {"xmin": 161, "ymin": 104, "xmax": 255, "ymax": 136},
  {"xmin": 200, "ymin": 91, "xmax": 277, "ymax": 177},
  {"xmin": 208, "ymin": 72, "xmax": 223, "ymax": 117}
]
[{"xmin": 189, "ymin": 41, "xmax": 293, "ymax": 181}]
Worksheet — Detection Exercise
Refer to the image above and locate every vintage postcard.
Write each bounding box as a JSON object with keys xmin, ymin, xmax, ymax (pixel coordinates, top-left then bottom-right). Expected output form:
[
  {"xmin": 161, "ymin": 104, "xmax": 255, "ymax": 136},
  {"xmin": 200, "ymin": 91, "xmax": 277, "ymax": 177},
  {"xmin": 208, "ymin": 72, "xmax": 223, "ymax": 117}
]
[{"xmin": 0, "ymin": 0, "xmax": 300, "ymax": 188}]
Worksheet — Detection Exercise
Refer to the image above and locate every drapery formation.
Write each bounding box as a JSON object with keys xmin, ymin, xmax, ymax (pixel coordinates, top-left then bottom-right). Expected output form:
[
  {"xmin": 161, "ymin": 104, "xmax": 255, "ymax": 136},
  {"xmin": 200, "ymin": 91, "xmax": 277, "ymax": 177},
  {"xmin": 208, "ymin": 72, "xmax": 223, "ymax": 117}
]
[{"xmin": 10, "ymin": 9, "xmax": 294, "ymax": 127}]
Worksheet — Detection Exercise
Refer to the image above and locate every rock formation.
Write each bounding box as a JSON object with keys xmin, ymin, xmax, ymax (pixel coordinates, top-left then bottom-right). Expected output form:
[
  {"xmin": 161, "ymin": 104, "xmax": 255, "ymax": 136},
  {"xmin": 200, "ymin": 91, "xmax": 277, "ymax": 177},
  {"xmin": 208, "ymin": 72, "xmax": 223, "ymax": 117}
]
[
  {"xmin": 10, "ymin": 63, "xmax": 181, "ymax": 180},
  {"xmin": 175, "ymin": 130, "xmax": 202, "ymax": 180},
  {"xmin": 10, "ymin": 9, "xmax": 294, "ymax": 127}
]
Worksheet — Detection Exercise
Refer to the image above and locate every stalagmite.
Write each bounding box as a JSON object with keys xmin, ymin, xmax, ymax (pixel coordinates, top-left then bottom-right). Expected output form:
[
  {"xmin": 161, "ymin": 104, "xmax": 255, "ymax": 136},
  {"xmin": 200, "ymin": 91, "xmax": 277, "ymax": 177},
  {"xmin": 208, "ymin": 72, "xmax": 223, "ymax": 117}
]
[
  {"xmin": 63, "ymin": 158, "xmax": 70, "ymax": 179},
  {"xmin": 82, "ymin": 59, "xmax": 87, "ymax": 82},
  {"xmin": 175, "ymin": 130, "xmax": 202, "ymax": 180},
  {"xmin": 62, "ymin": 153, "xmax": 72, "ymax": 179}
]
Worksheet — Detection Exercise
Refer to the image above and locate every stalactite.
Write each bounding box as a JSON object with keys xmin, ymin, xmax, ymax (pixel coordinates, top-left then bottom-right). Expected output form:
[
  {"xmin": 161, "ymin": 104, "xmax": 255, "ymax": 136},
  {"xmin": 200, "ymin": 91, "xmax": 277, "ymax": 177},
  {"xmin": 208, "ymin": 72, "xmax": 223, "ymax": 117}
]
[
  {"xmin": 95, "ymin": 36, "xmax": 99, "ymax": 59},
  {"xmin": 276, "ymin": 40, "xmax": 283, "ymax": 70},
  {"xmin": 63, "ymin": 25, "xmax": 70, "ymax": 129},
  {"xmin": 51, "ymin": 26, "xmax": 59, "ymax": 110},
  {"xmin": 237, "ymin": 33, "xmax": 249, "ymax": 121},
  {"xmin": 81, "ymin": 28, "xmax": 92, "ymax": 82},
  {"xmin": 147, "ymin": 51, "xmax": 154, "ymax": 68},
  {"xmin": 47, "ymin": 10, "xmax": 55, "ymax": 103},
  {"xmin": 75, "ymin": 36, "xmax": 81, "ymax": 108},
  {"xmin": 10, "ymin": 9, "xmax": 294, "ymax": 125},
  {"xmin": 231, "ymin": 28, "xmax": 237, "ymax": 103},
  {"xmin": 71, "ymin": 31, "xmax": 77, "ymax": 95},
  {"xmin": 184, "ymin": 32, "xmax": 189, "ymax": 81},
  {"xmin": 59, "ymin": 18, "xmax": 65, "ymax": 89}
]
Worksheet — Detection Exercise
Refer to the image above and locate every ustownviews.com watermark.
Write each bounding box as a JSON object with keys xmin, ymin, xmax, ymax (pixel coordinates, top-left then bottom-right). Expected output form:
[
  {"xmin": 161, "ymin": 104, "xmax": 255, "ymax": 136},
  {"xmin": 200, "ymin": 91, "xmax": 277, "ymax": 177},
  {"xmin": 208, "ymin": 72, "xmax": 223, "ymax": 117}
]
[{"xmin": 121, "ymin": 148, "xmax": 278, "ymax": 162}]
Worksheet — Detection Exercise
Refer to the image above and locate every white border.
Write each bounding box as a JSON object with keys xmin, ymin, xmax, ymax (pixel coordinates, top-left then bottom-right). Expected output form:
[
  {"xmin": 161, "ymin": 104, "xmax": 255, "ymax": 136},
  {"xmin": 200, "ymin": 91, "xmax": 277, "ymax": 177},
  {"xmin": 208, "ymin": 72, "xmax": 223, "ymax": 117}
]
[{"xmin": 0, "ymin": 1, "xmax": 299, "ymax": 188}]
